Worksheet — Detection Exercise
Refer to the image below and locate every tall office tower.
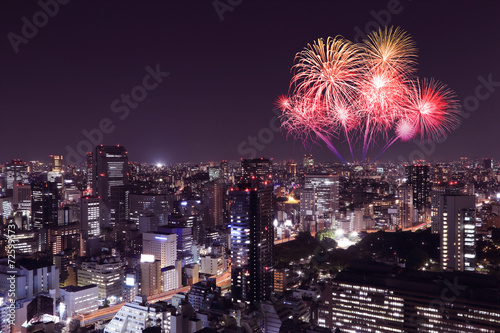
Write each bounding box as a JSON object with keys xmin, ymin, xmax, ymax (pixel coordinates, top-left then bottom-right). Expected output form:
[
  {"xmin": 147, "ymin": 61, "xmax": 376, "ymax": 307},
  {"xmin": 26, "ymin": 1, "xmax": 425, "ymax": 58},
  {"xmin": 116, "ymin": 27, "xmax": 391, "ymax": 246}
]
[
  {"xmin": 31, "ymin": 181, "xmax": 59, "ymax": 229},
  {"xmin": 397, "ymin": 185, "xmax": 414, "ymax": 229},
  {"xmin": 203, "ymin": 179, "xmax": 223, "ymax": 228},
  {"xmin": 439, "ymin": 194, "xmax": 476, "ymax": 272},
  {"xmin": 81, "ymin": 196, "xmax": 100, "ymax": 239},
  {"xmin": 241, "ymin": 158, "xmax": 272, "ymax": 182},
  {"xmin": 78, "ymin": 257, "xmax": 124, "ymax": 304},
  {"xmin": 140, "ymin": 256, "xmax": 162, "ymax": 297},
  {"xmin": 405, "ymin": 164, "xmax": 431, "ymax": 212},
  {"xmin": 286, "ymin": 161, "xmax": 297, "ymax": 181},
  {"xmin": 5, "ymin": 159, "xmax": 29, "ymax": 190},
  {"xmin": 86, "ymin": 152, "xmax": 94, "ymax": 193},
  {"xmin": 91, "ymin": 145, "xmax": 129, "ymax": 227},
  {"xmin": 142, "ymin": 233, "xmax": 177, "ymax": 269},
  {"xmin": 220, "ymin": 160, "xmax": 228, "ymax": 182},
  {"xmin": 430, "ymin": 185, "xmax": 446, "ymax": 233},
  {"xmin": 230, "ymin": 183, "xmax": 274, "ymax": 304},
  {"xmin": 13, "ymin": 182, "xmax": 31, "ymax": 212},
  {"xmin": 159, "ymin": 226, "xmax": 194, "ymax": 266},
  {"xmin": 303, "ymin": 154, "xmax": 314, "ymax": 172},
  {"xmin": 50, "ymin": 155, "xmax": 63, "ymax": 172},
  {"xmin": 109, "ymin": 185, "xmax": 136, "ymax": 227},
  {"xmin": 300, "ymin": 174, "xmax": 339, "ymax": 232},
  {"xmin": 460, "ymin": 156, "xmax": 468, "ymax": 168},
  {"xmin": 483, "ymin": 158, "xmax": 493, "ymax": 169},
  {"xmin": 129, "ymin": 193, "xmax": 170, "ymax": 228}
]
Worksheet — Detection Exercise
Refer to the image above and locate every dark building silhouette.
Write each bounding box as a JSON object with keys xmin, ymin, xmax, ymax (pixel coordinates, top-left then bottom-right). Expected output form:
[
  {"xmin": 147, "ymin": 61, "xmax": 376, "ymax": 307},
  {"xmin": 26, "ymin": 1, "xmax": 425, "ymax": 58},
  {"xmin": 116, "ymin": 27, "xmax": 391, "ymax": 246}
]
[
  {"xmin": 230, "ymin": 182, "xmax": 274, "ymax": 304},
  {"xmin": 405, "ymin": 164, "xmax": 430, "ymax": 212}
]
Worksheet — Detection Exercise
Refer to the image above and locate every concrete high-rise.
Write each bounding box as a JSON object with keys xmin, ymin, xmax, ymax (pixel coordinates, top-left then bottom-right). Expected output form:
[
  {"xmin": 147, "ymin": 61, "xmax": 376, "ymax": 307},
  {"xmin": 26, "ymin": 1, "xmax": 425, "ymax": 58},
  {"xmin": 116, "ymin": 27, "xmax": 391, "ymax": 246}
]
[
  {"xmin": 230, "ymin": 183, "xmax": 274, "ymax": 304},
  {"xmin": 405, "ymin": 164, "xmax": 430, "ymax": 212},
  {"xmin": 300, "ymin": 174, "xmax": 339, "ymax": 232},
  {"xmin": 142, "ymin": 233, "xmax": 177, "ymax": 269},
  {"xmin": 88, "ymin": 145, "xmax": 129, "ymax": 227},
  {"xmin": 241, "ymin": 158, "xmax": 272, "ymax": 182},
  {"xmin": 439, "ymin": 194, "xmax": 476, "ymax": 272}
]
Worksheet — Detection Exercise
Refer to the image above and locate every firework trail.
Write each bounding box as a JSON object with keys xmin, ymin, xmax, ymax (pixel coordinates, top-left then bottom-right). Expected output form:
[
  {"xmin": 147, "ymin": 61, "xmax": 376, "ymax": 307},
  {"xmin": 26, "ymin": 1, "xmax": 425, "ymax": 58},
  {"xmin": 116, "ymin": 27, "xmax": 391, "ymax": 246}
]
[{"xmin": 278, "ymin": 26, "xmax": 460, "ymax": 163}]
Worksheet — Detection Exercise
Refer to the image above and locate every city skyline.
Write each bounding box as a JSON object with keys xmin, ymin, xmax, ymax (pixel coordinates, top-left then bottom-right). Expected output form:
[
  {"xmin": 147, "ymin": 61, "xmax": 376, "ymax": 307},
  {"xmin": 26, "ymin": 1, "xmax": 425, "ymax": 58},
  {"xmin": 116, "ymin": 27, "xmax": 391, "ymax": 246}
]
[{"xmin": 1, "ymin": 1, "xmax": 500, "ymax": 164}]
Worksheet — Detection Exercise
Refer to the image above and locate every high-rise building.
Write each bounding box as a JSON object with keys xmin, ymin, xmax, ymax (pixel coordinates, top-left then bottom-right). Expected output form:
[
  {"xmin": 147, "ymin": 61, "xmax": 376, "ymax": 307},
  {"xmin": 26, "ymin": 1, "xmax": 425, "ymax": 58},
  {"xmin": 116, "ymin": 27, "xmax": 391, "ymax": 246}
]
[
  {"xmin": 483, "ymin": 158, "xmax": 493, "ymax": 169},
  {"xmin": 104, "ymin": 296, "xmax": 179, "ymax": 333},
  {"xmin": 300, "ymin": 174, "xmax": 339, "ymax": 232},
  {"xmin": 430, "ymin": 184, "xmax": 446, "ymax": 233},
  {"xmin": 59, "ymin": 284, "xmax": 99, "ymax": 317},
  {"xmin": 397, "ymin": 185, "xmax": 414, "ymax": 229},
  {"xmin": 140, "ymin": 257, "xmax": 162, "ymax": 297},
  {"xmin": 50, "ymin": 155, "xmax": 63, "ymax": 172},
  {"xmin": 159, "ymin": 227, "xmax": 194, "ymax": 267},
  {"xmin": 5, "ymin": 159, "xmax": 29, "ymax": 190},
  {"xmin": 31, "ymin": 181, "xmax": 59, "ymax": 229},
  {"xmin": 89, "ymin": 145, "xmax": 129, "ymax": 227},
  {"xmin": 142, "ymin": 233, "xmax": 177, "ymax": 269},
  {"xmin": 439, "ymin": 194, "xmax": 476, "ymax": 272},
  {"xmin": 303, "ymin": 154, "xmax": 314, "ymax": 172},
  {"xmin": 204, "ymin": 179, "xmax": 223, "ymax": 228},
  {"xmin": 77, "ymin": 257, "xmax": 124, "ymax": 304},
  {"xmin": 81, "ymin": 196, "xmax": 100, "ymax": 239},
  {"xmin": 241, "ymin": 158, "xmax": 272, "ymax": 182},
  {"xmin": 13, "ymin": 182, "xmax": 31, "ymax": 213},
  {"xmin": 230, "ymin": 183, "xmax": 274, "ymax": 304},
  {"xmin": 405, "ymin": 164, "xmax": 430, "ymax": 212},
  {"xmin": 109, "ymin": 185, "xmax": 136, "ymax": 227},
  {"xmin": 220, "ymin": 160, "xmax": 228, "ymax": 182},
  {"xmin": 129, "ymin": 193, "xmax": 170, "ymax": 228},
  {"xmin": 318, "ymin": 264, "xmax": 500, "ymax": 332}
]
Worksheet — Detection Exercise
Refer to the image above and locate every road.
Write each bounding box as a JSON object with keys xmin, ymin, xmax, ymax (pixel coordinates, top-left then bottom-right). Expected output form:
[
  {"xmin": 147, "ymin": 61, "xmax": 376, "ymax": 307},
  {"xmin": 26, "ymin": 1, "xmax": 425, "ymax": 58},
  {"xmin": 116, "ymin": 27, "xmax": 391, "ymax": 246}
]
[{"xmin": 80, "ymin": 270, "xmax": 232, "ymax": 326}]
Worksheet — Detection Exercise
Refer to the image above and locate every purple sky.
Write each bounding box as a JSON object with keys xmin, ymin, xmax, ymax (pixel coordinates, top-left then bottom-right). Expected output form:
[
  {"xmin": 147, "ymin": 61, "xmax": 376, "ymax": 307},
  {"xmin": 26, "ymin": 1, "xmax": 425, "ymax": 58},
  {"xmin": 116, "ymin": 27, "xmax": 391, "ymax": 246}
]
[{"xmin": 1, "ymin": 0, "xmax": 499, "ymax": 165}]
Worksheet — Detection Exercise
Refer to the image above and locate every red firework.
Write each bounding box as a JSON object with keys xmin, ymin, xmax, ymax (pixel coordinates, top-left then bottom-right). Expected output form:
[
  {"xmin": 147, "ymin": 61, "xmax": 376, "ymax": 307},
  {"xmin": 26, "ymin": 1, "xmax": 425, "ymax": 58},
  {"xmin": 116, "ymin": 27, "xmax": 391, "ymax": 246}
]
[
  {"xmin": 404, "ymin": 78, "xmax": 459, "ymax": 142},
  {"xmin": 277, "ymin": 26, "xmax": 459, "ymax": 163}
]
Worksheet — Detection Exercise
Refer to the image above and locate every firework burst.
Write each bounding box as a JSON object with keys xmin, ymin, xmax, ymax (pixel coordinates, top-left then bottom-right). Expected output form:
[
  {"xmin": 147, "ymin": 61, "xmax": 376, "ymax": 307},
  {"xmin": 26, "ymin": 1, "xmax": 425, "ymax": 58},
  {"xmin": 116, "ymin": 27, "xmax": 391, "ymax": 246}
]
[
  {"xmin": 404, "ymin": 78, "xmax": 460, "ymax": 142},
  {"xmin": 278, "ymin": 26, "xmax": 459, "ymax": 163}
]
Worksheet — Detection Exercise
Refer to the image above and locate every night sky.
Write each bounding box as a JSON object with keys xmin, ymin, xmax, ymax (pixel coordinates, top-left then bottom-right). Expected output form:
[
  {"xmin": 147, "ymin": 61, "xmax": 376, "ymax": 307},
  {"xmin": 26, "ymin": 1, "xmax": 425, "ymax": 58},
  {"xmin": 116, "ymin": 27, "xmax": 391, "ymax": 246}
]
[{"xmin": 1, "ymin": 0, "xmax": 499, "ymax": 165}]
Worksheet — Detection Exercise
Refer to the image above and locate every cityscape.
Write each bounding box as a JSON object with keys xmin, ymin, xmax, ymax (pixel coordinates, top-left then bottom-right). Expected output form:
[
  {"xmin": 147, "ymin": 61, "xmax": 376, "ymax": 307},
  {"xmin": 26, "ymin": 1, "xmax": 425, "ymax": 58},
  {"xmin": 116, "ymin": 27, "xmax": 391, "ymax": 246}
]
[{"xmin": 1, "ymin": 1, "xmax": 500, "ymax": 333}]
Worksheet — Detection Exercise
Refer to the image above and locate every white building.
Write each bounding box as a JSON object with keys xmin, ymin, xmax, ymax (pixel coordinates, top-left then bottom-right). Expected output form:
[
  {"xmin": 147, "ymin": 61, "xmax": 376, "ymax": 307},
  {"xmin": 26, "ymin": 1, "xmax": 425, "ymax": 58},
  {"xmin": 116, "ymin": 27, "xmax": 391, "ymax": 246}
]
[
  {"xmin": 78, "ymin": 257, "xmax": 123, "ymax": 304},
  {"xmin": 60, "ymin": 284, "xmax": 98, "ymax": 317},
  {"xmin": 143, "ymin": 233, "xmax": 177, "ymax": 269},
  {"xmin": 104, "ymin": 296, "xmax": 178, "ymax": 333},
  {"xmin": 200, "ymin": 255, "xmax": 226, "ymax": 276},
  {"xmin": 162, "ymin": 260, "xmax": 182, "ymax": 292},
  {"xmin": 0, "ymin": 258, "xmax": 59, "ymax": 300}
]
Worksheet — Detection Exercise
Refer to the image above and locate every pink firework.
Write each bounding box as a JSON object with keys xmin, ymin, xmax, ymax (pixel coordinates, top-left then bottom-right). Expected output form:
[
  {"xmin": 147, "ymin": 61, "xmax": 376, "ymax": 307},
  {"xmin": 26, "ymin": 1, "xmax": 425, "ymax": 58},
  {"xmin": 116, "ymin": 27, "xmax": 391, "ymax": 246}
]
[
  {"xmin": 357, "ymin": 67, "xmax": 408, "ymax": 131},
  {"xmin": 278, "ymin": 26, "xmax": 459, "ymax": 163},
  {"xmin": 404, "ymin": 78, "xmax": 459, "ymax": 142},
  {"xmin": 395, "ymin": 119, "xmax": 418, "ymax": 142}
]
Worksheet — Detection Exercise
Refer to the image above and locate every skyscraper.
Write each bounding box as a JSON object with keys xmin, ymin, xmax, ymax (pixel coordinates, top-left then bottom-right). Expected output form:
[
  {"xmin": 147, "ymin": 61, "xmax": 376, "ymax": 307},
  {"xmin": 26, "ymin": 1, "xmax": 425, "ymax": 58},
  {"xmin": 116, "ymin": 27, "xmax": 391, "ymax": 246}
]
[
  {"xmin": 439, "ymin": 194, "xmax": 476, "ymax": 272},
  {"xmin": 405, "ymin": 164, "xmax": 431, "ymax": 212},
  {"xmin": 140, "ymin": 256, "xmax": 162, "ymax": 297},
  {"xmin": 142, "ymin": 233, "xmax": 177, "ymax": 269},
  {"xmin": 230, "ymin": 183, "xmax": 274, "ymax": 304},
  {"xmin": 81, "ymin": 196, "xmax": 100, "ymax": 239},
  {"xmin": 303, "ymin": 154, "xmax": 314, "ymax": 173},
  {"xmin": 31, "ymin": 181, "xmax": 59, "ymax": 229},
  {"xmin": 301, "ymin": 174, "xmax": 339, "ymax": 232},
  {"xmin": 241, "ymin": 158, "xmax": 272, "ymax": 183},
  {"xmin": 204, "ymin": 179, "xmax": 223, "ymax": 228},
  {"xmin": 89, "ymin": 145, "xmax": 129, "ymax": 227},
  {"xmin": 397, "ymin": 185, "xmax": 414, "ymax": 229},
  {"xmin": 5, "ymin": 159, "xmax": 29, "ymax": 190}
]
